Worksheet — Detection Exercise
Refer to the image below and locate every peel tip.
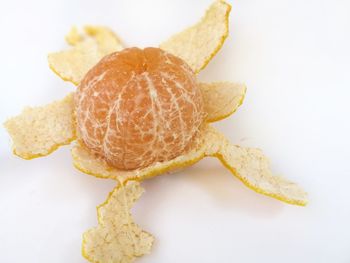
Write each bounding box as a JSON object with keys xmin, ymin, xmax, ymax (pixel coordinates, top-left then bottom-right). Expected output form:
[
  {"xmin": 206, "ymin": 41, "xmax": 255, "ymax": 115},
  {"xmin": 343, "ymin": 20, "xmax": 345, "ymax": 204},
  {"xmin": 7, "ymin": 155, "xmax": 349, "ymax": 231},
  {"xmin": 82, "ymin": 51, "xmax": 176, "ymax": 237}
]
[
  {"xmin": 216, "ymin": 153, "xmax": 308, "ymax": 207},
  {"xmin": 47, "ymin": 60, "xmax": 79, "ymax": 86},
  {"xmin": 195, "ymin": 0, "xmax": 231, "ymax": 73}
]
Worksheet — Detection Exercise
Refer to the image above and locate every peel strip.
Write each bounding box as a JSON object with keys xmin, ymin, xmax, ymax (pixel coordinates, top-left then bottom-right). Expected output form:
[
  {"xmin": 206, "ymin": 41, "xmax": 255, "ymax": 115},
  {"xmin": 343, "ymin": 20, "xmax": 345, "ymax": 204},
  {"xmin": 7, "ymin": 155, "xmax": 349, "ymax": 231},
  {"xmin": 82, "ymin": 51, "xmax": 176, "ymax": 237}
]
[
  {"xmin": 204, "ymin": 127, "xmax": 308, "ymax": 206},
  {"xmin": 200, "ymin": 82, "xmax": 246, "ymax": 122},
  {"xmin": 48, "ymin": 26, "xmax": 124, "ymax": 85},
  {"xmin": 160, "ymin": 0, "xmax": 231, "ymax": 73},
  {"xmin": 82, "ymin": 180, "xmax": 154, "ymax": 263},
  {"xmin": 4, "ymin": 93, "xmax": 76, "ymax": 159}
]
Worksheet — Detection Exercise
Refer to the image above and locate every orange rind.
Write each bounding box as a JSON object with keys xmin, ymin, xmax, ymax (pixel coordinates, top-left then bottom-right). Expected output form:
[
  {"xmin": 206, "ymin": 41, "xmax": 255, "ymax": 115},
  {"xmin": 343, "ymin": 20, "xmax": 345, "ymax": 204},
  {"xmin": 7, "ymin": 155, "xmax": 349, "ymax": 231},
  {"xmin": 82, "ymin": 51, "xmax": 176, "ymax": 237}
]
[
  {"xmin": 82, "ymin": 180, "xmax": 154, "ymax": 263},
  {"xmin": 160, "ymin": 0, "xmax": 231, "ymax": 73},
  {"xmin": 201, "ymin": 82, "xmax": 247, "ymax": 122},
  {"xmin": 48, "ymin": 26, "xmax": 124, "ymax": 85},
  {"xmin": 4, "ymin": 93, "xmax": 76, "ymax": 159},
  {"xmin": 208, "ymin": 128, "xmax": 308, "ymax": 206},
  {"xmin": 72, "ymin": 124, "xmax": 307, "ymax": 206},
  {"xmin": 65, "ymin": 26, "xmax": 83, "ymax": 45}
]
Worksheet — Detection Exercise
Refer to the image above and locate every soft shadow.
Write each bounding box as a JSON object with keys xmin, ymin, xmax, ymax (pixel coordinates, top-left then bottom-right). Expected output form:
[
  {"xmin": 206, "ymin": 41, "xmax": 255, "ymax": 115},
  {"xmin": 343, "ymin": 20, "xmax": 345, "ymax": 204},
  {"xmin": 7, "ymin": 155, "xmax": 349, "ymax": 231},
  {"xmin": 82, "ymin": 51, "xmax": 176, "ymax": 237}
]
[
  {"xmin": 132, "ymin": 158, "xmax": 285, "ymax": 262},
  {"xmin": 133, "ymin": 158, "xmax": 284, "ymax": 235},
  {"xmin": 40, "ymin": 147, "xmax": 116, "ymax": 206},
  {"xmin": 184, "ymin": 160, "xmax": 284, "ymax": 217}
]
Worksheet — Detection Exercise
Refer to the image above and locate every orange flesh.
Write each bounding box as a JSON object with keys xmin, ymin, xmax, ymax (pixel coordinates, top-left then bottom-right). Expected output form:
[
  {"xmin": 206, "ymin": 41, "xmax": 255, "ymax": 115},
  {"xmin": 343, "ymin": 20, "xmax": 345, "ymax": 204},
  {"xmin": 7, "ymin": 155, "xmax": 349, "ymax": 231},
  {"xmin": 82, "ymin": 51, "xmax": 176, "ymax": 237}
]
[{"xmin": 75, "ymin": 47, "xmax": 205, "ymax": 170}]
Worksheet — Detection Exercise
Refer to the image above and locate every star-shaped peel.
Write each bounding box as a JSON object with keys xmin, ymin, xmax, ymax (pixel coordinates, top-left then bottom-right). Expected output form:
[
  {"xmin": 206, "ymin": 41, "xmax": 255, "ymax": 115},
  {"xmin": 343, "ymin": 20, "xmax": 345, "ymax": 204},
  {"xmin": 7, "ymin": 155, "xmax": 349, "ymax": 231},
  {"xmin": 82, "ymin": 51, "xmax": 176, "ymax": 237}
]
[{"xmin": 4, "ymin": 1, "xmax": 308, "ymax": 263}]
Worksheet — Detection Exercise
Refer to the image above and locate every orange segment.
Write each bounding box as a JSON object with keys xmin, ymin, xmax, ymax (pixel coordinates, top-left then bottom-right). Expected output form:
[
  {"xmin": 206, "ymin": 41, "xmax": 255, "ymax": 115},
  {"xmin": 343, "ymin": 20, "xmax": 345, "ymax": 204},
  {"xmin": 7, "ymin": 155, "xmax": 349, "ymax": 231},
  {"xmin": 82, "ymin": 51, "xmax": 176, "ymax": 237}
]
[
  {"xmin": 160, "ymin": 0, "xmax": 231, "ymax": 73},
  {"xmin": 4, "ymin": 93, "xmax": 76, "ymax": 159},
  {"xmin": 82, "ymin": 180, "xmax": 154, "ymax": 263},
  {"xmin": 48, "ymin": 26, "xmax": 123, "ymax": 85},
  {"xmin": 72, "ymin": 124, "xmax": 307, "ymax": 206}
]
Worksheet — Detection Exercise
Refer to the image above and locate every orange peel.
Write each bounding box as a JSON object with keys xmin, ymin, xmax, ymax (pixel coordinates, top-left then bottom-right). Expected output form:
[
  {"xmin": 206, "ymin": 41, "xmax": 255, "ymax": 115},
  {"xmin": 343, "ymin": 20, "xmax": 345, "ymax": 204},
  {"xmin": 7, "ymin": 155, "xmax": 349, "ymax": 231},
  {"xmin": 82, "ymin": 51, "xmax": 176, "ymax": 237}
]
[
  {"xmin": 48, "ymin": 26, "xmax": 124, "ymax": 85},
  {"xmin": 201, "ymin": 82, "xmax": 247, "ymax": 122},
  {"xmin": 4, "ymin": 93, "xmax": 76, "ymax": 159},
  {"xmin": 82, "ymin": 180, "xmax": 154, "ymax": 263},
  {"xmin": 208, "ymin": 128, "xmax": 308, "ymax": 206},
  {"xmin": 160, "ymin": 0, "xmax": 231, "ymax": 73},
  {"xmin": 72, "ymin": 124, "xmax": 307, "ymax": 206},
  {"xmin": 65, "ymin": 26, "xmax": 83, "ymax": 45}
]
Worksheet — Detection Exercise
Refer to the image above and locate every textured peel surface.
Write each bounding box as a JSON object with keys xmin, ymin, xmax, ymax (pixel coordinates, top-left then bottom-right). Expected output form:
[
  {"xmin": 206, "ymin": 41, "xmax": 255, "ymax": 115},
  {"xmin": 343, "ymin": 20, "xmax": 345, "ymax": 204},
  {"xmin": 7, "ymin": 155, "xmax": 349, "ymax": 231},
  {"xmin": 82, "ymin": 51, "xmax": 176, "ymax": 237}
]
[
  {"xmin": 200, "ymin": 82, "xmax": 246, "ymax": 122},
  {"xmin": 160, "ymin": 0, "xmax": 231, "ymax": 73},
  {"xmin": 82, "ymin": 180, "xmax": 154, "ymax": 263},
  {"xmin": 4, "ymin": 93, "xmax": 76, "ymax": 159},
  {"xmin": 205, "ymin": 127, "xmax": 308, "ymax": 206},
  {"xmin": 72, "ymin": 124, "xmax": 307, "ymax": 206},
  {"xmin": 48, "ymin": 26, "xmax": 123, "ymax": 85}
]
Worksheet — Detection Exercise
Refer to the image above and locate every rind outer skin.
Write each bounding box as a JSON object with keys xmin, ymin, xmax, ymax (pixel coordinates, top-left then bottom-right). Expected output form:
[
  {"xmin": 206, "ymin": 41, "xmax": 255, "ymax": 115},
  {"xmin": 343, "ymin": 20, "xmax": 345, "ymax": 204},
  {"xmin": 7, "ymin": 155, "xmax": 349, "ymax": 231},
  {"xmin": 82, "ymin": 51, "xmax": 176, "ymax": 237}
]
[{"xmin": 72, "ymin": 125, "xmax": 308, "ymax": 206}]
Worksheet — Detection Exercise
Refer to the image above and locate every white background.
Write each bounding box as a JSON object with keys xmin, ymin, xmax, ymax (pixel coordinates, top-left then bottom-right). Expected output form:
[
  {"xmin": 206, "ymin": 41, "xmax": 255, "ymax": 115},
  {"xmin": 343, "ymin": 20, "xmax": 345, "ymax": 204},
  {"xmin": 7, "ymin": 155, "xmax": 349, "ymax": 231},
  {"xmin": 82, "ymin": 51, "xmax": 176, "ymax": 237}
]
[{"xmin": 1, "ymin": 0, "xmax": 350, "ymax": 262}]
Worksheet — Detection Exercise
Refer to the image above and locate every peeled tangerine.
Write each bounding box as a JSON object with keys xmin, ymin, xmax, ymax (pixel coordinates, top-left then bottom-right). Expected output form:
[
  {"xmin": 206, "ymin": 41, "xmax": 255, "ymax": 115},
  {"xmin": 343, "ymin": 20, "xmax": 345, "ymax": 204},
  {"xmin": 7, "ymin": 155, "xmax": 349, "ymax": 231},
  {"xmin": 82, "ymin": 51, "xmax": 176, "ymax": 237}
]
[{"xmin": 75, "ymin": 47, "xmax": 205, "ymax": 170}]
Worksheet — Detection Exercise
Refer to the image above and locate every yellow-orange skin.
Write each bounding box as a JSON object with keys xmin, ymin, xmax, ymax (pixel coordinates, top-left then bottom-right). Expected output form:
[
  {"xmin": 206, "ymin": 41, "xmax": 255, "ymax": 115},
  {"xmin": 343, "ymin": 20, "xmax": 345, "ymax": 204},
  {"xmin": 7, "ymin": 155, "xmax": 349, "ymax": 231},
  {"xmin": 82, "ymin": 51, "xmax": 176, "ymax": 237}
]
[{"xmin": 75, "ymin": 47, "xmax": 205, "ymax": 170}]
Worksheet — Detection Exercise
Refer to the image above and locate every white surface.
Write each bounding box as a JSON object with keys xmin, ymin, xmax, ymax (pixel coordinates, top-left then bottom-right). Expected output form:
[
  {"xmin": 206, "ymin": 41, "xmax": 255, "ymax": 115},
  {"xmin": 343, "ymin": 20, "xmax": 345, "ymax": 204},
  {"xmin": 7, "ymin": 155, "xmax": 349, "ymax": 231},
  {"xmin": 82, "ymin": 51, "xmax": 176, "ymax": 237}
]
[{"xmin": 0, "ymin": 0, "xmax": 350, "ymax": 262}]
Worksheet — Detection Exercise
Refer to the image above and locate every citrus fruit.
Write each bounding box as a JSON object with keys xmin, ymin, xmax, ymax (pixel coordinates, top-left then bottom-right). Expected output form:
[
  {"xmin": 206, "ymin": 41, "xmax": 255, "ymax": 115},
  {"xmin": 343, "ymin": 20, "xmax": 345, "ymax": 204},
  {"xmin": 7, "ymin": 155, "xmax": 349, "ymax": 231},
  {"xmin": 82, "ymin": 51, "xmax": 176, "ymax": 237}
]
[{"xmin": 75, "ymin": 47, "xmax": 205, "ymax": 170}]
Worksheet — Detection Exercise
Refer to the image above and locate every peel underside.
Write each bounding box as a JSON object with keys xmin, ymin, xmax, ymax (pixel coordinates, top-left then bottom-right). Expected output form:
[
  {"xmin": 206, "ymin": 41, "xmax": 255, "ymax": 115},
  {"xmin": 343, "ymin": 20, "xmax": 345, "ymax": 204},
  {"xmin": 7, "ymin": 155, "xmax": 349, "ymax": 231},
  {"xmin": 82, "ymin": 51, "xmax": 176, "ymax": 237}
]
[{"xmin": 82, "ymin": 181, "xmax": 154, "ymax": 263}]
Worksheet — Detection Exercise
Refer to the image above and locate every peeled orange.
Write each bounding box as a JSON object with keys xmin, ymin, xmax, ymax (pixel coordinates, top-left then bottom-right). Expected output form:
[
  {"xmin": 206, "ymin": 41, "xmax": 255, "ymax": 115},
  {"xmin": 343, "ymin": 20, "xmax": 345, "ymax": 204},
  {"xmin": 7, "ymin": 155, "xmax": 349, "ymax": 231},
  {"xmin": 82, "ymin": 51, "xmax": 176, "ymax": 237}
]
[{"xmin": 75, "ymin": 47, "xmax": 205, "ymax": 170}]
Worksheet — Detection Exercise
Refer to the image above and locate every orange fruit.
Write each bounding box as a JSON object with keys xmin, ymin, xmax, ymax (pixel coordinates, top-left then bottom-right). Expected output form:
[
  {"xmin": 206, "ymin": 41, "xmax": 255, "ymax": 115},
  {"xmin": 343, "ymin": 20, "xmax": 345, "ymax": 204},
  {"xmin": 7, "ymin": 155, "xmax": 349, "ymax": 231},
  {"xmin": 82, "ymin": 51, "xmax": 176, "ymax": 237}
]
[{"xmin": 75, "ymin": 47, "xmax": 205, "ymax": 170}]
